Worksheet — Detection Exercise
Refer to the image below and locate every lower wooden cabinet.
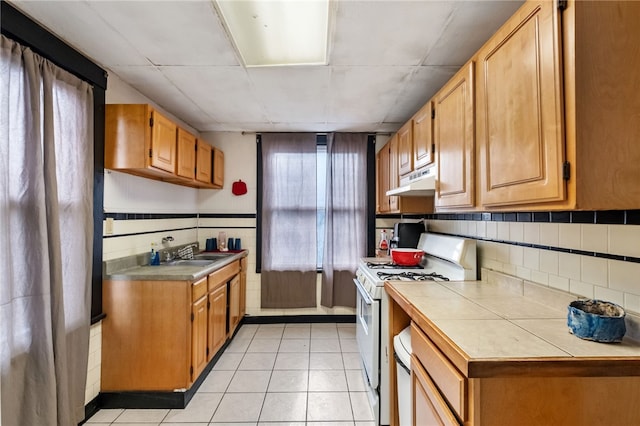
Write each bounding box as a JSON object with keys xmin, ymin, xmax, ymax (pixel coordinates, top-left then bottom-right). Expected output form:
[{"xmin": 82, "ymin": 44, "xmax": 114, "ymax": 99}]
[
  {"xmin": 191, "ymin": 292, "xmax": 208, "ymax": 381},
  {"xmin": 102, "ymin": 258, "xmax": 246, "ymax": 392},
  {"xmin": 386, "ymin": 287, "xmax": 640, "ymax": 426},
  {"xmin": 207, "ymin": 282, "xmax": 227, "ymax": 360},
  {"xmin": 239, "ymin": 256, "xmax": 247, "ymax": 318},
  {"xmin": 102, "ymin": 279, "xmax": 192, "ymax": 391},
  {"xmin": 228, "ymin": 275, "xmax": 241, "ymax": 336}
]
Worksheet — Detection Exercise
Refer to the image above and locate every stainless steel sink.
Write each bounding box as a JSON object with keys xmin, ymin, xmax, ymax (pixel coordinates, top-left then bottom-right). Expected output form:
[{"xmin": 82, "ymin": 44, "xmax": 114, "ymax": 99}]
[
  {"xmin": 164, "ymin": 259, "xmax": 216, "ymax": 267},
  {"xmin": 193, "ymin": 253, "xmax": 234, "ymax": 261}
]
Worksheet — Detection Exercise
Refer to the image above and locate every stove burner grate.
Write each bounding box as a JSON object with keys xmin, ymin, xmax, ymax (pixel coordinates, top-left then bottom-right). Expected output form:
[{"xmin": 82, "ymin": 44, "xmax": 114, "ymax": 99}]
[
  {"xmin": 366, "ymin": 262, "xmax": 423, "ymax": 270},
  {"xmin": 376, "ymin": 271, "xmax": 450, "ymax": 282}
]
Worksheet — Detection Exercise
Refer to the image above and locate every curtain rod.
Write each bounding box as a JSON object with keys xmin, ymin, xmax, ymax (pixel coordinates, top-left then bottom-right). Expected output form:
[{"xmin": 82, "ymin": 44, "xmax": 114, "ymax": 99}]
[{"xmin": 241, "ymin": 131, "xmax": 391, "ymax": 136}]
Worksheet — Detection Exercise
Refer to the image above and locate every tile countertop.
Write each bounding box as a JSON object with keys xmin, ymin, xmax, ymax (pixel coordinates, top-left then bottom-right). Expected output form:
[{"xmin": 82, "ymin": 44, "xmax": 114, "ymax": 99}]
[
  {"xmin": 104, "ymin": 250, "xmax": 248, "ymax": 281},
  {"xmin": 385, "ymin": 278, "xmax": 640, "ymax": 378}
]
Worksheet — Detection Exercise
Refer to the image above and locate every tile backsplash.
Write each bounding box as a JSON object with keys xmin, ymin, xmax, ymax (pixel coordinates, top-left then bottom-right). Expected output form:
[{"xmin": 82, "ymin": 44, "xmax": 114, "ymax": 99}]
[{"xmin": 426, "ymin": 218, "xmax": 640, "ymax": 315}]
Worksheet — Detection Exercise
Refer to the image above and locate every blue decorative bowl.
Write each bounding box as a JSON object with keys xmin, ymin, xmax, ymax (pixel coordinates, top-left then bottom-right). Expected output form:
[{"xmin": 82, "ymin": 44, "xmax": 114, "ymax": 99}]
[{"xmin": 567, "ymin": 299, "xmax": 626, "ymax": 343}]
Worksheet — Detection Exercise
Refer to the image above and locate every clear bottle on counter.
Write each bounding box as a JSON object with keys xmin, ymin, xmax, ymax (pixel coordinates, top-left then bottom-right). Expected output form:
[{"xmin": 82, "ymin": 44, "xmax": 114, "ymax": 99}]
[
  {"xmin": 377, "ymin": 229, "xmax": 389, "ymax": 257},
  {"xmin": 389, "ymin": 230, "xmax": 398, "ymax": 250}
]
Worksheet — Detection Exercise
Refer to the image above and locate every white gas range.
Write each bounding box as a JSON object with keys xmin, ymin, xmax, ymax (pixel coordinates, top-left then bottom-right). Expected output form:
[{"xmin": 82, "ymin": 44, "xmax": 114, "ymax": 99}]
[{"xmin": 354, "ymin": 233, "xmax": 477, "ymax": 425}]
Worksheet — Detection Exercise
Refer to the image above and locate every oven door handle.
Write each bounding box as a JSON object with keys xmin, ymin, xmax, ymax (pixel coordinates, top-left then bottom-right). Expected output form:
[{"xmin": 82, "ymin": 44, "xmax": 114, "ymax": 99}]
[{"xmin": 353, "ymin": 278, "xmax": 373, "ymax": 305}]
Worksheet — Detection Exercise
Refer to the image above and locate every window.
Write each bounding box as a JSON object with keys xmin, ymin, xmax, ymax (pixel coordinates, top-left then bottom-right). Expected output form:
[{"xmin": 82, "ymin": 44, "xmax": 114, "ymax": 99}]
[
  {"xmin": 257, "ymin": 134, "xmax": 376, "ymax": 274},
  {"xmin": 316, "ymin": 142, "xmax": 327, "ymax": 268}
]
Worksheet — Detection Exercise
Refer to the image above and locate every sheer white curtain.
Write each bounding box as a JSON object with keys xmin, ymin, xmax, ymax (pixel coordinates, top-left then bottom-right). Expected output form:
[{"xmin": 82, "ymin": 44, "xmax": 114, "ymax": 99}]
[
  {"xmin": 0, "ymin": 35, "xmax": 94, "ymax": 425},
  {"xmin": 261, "ymin": 133, "xmax": 318, "ymax": 308},
  {"xmin": 321, "ymin": 133, "xmax": 368, "ymax": 308}
]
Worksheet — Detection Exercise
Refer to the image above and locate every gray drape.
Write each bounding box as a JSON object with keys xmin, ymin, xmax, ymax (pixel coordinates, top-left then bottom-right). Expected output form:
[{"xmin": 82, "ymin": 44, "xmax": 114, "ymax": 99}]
[
  {"xmin": 0, "ymin": 35, "xmax": 94, "ymax": 425},
  {"xmin": 321, "ymin": 133, "xmax": 368, "ymax": 308},
  {"xmin": 261, "ymin": 133, "xmax": 318, "ymax": 308}
]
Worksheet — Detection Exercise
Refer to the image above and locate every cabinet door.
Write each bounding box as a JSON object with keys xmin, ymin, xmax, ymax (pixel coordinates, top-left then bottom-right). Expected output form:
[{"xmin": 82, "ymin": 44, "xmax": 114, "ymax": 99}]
[
  {"xmin": 191, "ymin": 295, "xmax": 208, "ymax": 381},
  {"xmin": 389, "ymin": 134, "xmax": 399, "ymax": 212},
  {"xmin": 176, "ymin": 128, "xmax": 196, "ymax": 179},
  {"xmin": 196, "ymin": 141, "xmax": 212, "ymax": 184},
  {"xmin": 228, "ymin": 275, "xmax": 240, "ymax": 336},
  {"xmin": 435, "ymin": 62, "xmax": 475, "ymax": 209},
  {"xmin": 413, "ymin": 102, "xmax": 434, "ymax": 170},
  {"xmin": 477, "ymin": 0, "xmax": 564, "ymax": 207},
  {"xmin": 377, "ymin": 144, "xmax": 391, "ymax": 213},
  {"xmin": 212, "ymin": 148, "xmax": 224, "ymax": 188},
  {"xmin": 239, "ymin": 257, "xmax": 247, "ymax": 318},
  {"xmin": 398, "ymin": 121, "xmax": 413, "ymax": 176},
  {"xmin": 150, "ymin": 110, "xmax": 177, "ymax": 173},
  {"xmin": 412, "ymin": 355, "xmax": 460, "ymax": 426},
  {"xmin": 207, "ymin": 283, "xmax": 227, "ymax": 360}
]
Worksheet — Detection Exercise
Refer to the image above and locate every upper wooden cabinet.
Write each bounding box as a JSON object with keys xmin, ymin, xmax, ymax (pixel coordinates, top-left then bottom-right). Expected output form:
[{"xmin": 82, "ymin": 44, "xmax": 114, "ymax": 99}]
[
  {"xmin": 388, "ymin": 135, "xmax": 400, "ymax": 212},
  {"xmin": 435, "ymin": 61, "xmax": 475, "ymax": 210},
  {"xmin": 473, "ymin": 0, "xmax": 640, "ymax": 211},
  {"xmin": 212, "ymin": 147, "xmax": 224, "ymax": 189},
  {"xmin": 397, "ymin": 121, "xmax": 413, "ymax": 176},
  {"xmin": 376, "ymin": 140, "xmax": 391, "ymax": 213},
  {"xmin": 105, "ymin": 104, "xmax": 177, "ymax": 176},
  {"xmin": 477, "ymin": 0, "xmax": 564, "ymax": 208},
  {"xmin": 412, "ymin": 101, "xmax": 434, "ymax": 170},
  {"xmin": 560, "ymin": 0, "xmax": 640, "ymax": 210},
  {"xmin": 176, "ymin": 128, "xmax": 196, "ymax": 179},
  {"xmin": 195, "ymin": 141, "xmax": 212, "ymax": 184},
  {"xmin": 106, "ymin": 104, "xmax": 224, "ymax": 189},
  {"xmin": 376, "ymin": 135, "xmax": 433, "ymax": 214}
]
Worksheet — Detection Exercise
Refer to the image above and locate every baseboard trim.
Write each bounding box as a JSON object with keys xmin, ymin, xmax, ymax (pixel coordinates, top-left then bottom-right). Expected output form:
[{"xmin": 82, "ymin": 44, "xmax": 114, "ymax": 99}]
[
  {"xmin": 242, "ymin": 314, "xmax": 356, "ymax": 324},
  {"xmin": 94, "ymin": 334, "xmax": 233, "ymax": 411},
  {"xmin": 80, "ymin": 395, "xmax": 100, "ymax": 425}
]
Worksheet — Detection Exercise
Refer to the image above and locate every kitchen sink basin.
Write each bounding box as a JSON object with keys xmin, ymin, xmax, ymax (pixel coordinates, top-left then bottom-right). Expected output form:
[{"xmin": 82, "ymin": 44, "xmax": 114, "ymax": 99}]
[
  {"xmin": 193, "ymin": 253, "xmax": 235, "ymax": 261},
  {"xmin": 164, "ymin": 259, "xmax": 216, "ymax": 267}
]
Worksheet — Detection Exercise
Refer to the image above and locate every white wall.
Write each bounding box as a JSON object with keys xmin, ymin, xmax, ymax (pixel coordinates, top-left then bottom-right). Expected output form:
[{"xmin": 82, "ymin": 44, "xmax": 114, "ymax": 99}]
[{"xmin": 198, "ymin": 132, "xmax": 257, "ymax": 214}]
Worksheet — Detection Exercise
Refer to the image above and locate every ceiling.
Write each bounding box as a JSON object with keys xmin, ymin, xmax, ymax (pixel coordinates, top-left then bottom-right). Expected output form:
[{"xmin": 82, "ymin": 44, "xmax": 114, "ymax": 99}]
[{"xmin": 10, "ymin": 0, "xmax": 524, "ymax": 134}]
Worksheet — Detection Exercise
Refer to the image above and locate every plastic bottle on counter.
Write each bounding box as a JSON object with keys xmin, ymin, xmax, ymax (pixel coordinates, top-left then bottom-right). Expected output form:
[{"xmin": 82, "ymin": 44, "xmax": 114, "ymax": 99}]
[
  {"xmin": 150, "ymin": 243, "xmax": 160, "ymax": 265},
  {"xmin": 379, "ymin": 230, "xmax": 388, "ymax": 251},
  {"xmin": 389, "ymin": 230, "xmax": 398, "ymax": 250}
]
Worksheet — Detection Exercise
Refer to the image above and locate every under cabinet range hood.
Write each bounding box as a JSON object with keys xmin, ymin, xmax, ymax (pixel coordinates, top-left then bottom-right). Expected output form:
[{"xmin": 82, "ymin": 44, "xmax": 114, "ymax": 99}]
[{"xmin": 386, "ymin": 166, "xmax": 436, "ymax": 197}]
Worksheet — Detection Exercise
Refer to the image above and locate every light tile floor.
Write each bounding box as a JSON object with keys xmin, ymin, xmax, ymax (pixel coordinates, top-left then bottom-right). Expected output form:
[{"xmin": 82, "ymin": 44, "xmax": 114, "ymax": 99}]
[{"xmin": 86, "ymin": 323, "xmax": 375, "ymax": 426}]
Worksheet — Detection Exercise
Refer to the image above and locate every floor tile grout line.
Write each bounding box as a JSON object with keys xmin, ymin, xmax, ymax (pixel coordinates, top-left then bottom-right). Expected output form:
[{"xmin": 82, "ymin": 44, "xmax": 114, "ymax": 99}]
[{"xmin": 94, "ymin": 323, "xmax": 362, "ymax": 425}]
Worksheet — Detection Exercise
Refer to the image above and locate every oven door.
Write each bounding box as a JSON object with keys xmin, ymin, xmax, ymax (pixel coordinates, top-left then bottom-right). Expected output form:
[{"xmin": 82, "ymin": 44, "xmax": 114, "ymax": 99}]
[{"xmin": 354, "ymin": 277, "xmax": 380, "ymax": 390}]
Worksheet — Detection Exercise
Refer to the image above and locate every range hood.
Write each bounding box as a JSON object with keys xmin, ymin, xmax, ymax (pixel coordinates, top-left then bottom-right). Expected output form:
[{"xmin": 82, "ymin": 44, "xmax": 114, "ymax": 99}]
[{"xmin": 386, "ymin": 166, "xmax": 436, "ymax": 197}]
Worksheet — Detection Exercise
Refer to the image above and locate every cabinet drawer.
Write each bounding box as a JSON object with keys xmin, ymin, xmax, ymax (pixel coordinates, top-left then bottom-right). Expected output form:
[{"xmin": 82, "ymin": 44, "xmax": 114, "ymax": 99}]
[
  {"xmin": 192, "ymin": 277, "xmax": 207, "ymax": 301},
  {"xmin": 208, "ymin": 261, "xmax": 240, "ymax": 291},
  {"xmin": 411, "ymin": 322, "xmax": 466, "ymax": 421},
  {"xmin": 412, "ymin": 354, "xmax": 460, "ymax": 426}
]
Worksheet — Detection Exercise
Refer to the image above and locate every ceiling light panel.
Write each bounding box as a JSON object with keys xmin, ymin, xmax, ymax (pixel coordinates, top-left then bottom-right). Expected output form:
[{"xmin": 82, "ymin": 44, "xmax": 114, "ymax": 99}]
[{"xmin": 215, "ymin": 0, "xmax": 329, "ymax": 67}]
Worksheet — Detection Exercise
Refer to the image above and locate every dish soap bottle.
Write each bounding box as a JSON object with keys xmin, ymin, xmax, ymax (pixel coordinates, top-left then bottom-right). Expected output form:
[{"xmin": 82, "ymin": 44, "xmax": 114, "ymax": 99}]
[{"xmin": 150, "ymin": 243, "xmax": 160, "ymax": 265}]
